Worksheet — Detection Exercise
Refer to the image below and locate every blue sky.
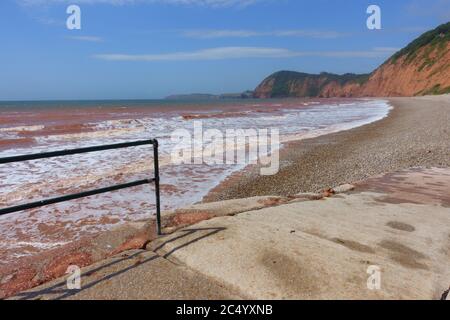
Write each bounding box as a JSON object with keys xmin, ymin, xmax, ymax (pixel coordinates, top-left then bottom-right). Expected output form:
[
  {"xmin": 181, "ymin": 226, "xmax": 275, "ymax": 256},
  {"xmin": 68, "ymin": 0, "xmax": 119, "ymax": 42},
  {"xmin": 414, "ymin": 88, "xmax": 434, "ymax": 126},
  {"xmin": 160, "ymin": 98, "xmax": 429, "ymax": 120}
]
[{"xmin": 0, "ymin": 0, "xmax": 449, "ymax": 100}]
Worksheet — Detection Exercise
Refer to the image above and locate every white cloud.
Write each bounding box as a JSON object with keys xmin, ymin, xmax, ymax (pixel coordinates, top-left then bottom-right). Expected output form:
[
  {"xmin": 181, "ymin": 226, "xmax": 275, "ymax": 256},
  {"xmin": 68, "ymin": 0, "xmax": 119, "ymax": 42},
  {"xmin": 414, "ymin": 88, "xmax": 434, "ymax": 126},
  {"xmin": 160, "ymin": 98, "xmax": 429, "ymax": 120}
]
[
  {"xmin": 17, "ymin": 0, "xmax": 262, "ymax": 7},
  {"xmin": 182, "ymin": 29, "xmax": 347, "ymax": 39},
  {"xmin": 94, "ymin": 47, "xmax": 297, "ymax": 61},
  {"xmin": 66, "ymin": 35, "xmax": 104, "ymax": 42},
  {"xmin": 93, "ymin": 46, "xmax": 396, "ymax": 61},
  {"xmin": 407, "ymin": 0, "xmax": 450, "ymax": 21},
  {"xmin": 373, "ymin": 47, "xmax": 401, "ymax": 53}
]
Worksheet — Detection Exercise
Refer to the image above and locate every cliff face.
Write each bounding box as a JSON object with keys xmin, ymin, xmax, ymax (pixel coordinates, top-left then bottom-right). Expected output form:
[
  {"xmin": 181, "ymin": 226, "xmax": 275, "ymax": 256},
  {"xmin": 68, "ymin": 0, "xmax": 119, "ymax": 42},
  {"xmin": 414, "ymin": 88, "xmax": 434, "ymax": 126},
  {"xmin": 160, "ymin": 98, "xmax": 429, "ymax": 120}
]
[
  {"xmin": 254, "ymin": 22, "xmax": 450, "ymax": 98},
  {"xmin": 254, "ymin": 71, "xmax": 369, "ymax": 98},
  {"xmin": 360, "ymin": 41, "xmax": 450, "ymax": 96}
]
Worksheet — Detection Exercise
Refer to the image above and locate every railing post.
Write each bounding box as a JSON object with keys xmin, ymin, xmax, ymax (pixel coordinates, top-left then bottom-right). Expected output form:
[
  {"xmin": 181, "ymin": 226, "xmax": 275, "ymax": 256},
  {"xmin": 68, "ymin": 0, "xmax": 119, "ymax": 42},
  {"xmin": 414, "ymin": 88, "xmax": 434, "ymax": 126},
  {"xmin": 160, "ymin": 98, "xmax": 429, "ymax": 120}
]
[{"xmin": 153, "ymin": 139, "xmax": 162, "ymax": 236}]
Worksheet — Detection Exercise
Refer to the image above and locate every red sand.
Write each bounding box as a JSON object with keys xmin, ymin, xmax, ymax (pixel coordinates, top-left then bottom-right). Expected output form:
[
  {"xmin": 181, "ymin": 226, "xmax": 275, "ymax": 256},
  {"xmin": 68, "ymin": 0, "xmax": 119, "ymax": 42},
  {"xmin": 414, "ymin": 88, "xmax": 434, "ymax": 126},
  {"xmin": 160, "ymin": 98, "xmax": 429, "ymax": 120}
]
[{"xmin": 0, "ymin": 138, "xmax": 36, "ymax": 149}]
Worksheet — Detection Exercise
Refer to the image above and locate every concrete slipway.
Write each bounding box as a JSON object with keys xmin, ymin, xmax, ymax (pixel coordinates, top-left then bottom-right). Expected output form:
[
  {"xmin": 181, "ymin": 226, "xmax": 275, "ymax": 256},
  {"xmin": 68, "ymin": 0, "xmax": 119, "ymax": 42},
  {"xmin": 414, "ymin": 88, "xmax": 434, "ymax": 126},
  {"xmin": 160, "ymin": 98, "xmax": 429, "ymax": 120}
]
[{"xmin": 13, "ymin": 168, "xmax": 450, "ymax": 300}]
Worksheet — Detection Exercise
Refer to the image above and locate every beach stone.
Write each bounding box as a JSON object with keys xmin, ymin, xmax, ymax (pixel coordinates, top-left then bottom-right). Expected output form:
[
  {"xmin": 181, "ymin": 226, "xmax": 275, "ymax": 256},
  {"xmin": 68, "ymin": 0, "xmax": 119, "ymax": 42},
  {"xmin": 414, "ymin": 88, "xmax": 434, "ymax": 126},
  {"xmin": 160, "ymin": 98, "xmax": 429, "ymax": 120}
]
[
  {"xmin": 332, "ymin": 184, "xmax": 356, "ymax": 194},
  {"xmin": 322, "ymin": 188, "xmax": 336, "ymax": 198}
]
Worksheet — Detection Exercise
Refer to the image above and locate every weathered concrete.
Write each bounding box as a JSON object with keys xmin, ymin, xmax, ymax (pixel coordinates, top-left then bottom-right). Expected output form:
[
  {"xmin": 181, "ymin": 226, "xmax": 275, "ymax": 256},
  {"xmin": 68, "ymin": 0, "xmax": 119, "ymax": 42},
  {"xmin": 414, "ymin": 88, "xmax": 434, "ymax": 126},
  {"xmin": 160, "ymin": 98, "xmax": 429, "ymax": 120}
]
[
  {"xmin": 1, "ymin": 195, "xmax": 289, "ymax": 299},
  {"xmin": 12, "ymin": 249, "xmax": 244, "ymax": 300},
  {"xmin": 148, "ymin": 168, "xmax": 450, "ymax": 300},
  {"xmin": 11, "ymin": 167, "xmax": 450, "ymax": 300},
  {"xmin": 174, "ymin": 196, "xmax": 281, "ymax": 216}
]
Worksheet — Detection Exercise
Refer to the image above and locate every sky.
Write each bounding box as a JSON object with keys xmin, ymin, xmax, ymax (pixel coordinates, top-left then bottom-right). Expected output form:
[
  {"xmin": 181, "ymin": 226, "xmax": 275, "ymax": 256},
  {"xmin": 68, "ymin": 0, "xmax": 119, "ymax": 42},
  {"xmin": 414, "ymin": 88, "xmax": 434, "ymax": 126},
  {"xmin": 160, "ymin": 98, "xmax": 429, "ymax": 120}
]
[{"xmin": 0, "ymin": 0, "xmax": 449, "ymax": 100}]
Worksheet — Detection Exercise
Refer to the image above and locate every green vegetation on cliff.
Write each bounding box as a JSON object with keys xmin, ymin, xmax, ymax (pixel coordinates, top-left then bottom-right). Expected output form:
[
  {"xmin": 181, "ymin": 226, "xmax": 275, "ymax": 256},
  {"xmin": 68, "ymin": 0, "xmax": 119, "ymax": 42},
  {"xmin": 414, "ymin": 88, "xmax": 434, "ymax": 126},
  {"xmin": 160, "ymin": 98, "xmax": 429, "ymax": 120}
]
[
  {"xmin": 416, "ymin": 84, "xmax": 450, "ymax": 96},
  {"xmin": 261, "ymin": 71, "xmax": 370, "ymax": 98},
  {"xmin": 390, "ymin": 22, "xmax": 450, "ymax": 64},
  {"xmin": 254, "ymin": 22, "xmax": 450, "ymax": 98}
]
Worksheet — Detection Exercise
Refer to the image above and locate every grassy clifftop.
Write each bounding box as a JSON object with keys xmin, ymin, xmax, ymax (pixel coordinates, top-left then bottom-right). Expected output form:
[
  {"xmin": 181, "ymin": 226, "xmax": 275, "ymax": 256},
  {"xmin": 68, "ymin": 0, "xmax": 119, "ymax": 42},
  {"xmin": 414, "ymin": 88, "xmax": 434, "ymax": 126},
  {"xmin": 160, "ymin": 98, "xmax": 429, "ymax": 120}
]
[{"xmin": 390, "ymin": 22, "xmax": 450, "ymax": 64}]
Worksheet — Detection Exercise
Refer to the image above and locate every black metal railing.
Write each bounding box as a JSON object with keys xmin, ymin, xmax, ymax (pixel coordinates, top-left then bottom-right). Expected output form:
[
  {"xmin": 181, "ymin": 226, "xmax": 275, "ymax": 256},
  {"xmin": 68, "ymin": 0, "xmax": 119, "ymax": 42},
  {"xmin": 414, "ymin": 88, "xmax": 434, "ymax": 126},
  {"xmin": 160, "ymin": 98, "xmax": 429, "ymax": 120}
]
[{"xmin": 0, "ymin": 139, "xmax": 162, "ymax": 235}]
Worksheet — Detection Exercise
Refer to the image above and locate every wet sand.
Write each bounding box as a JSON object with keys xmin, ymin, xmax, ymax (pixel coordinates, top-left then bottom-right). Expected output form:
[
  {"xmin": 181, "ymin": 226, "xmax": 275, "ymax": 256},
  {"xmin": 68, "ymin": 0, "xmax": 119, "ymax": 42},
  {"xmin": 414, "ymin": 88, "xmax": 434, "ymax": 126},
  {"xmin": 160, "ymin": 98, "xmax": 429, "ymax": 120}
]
[{"xmin": 205, "ymin": 95, "xmax": 450, "ymax": 201}]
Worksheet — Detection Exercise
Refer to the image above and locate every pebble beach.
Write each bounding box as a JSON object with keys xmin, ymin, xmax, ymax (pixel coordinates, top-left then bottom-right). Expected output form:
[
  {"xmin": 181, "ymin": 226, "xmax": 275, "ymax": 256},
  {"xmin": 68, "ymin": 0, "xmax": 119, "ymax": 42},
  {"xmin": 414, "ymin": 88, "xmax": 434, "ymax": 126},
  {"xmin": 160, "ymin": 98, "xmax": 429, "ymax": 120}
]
[{"xmin": 205, "ymin": 95, "xmax": 450, "ymax": 201}]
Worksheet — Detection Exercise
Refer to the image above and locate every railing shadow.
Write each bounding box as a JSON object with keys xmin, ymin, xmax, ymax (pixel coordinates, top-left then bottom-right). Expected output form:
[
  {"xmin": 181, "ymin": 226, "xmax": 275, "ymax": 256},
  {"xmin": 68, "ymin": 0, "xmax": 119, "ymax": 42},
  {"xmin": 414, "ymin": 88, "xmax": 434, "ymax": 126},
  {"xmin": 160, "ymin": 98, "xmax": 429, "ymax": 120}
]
[
  {"xmin": 153, "ymin": 227, "xmax": 226, "ymax": 259},
  {"xmin": 14, "ymin": 227, "xmax": 225, "ymax": 300}
]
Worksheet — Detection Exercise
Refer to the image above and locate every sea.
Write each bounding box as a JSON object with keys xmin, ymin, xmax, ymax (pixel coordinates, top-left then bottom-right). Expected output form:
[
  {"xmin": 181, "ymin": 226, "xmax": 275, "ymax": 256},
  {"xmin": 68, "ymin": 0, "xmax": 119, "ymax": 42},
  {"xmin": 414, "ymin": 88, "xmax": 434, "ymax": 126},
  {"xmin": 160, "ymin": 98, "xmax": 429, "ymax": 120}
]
[{"xmin": 0, "ymin": 98, "xmax": 391, "ymax": 265}]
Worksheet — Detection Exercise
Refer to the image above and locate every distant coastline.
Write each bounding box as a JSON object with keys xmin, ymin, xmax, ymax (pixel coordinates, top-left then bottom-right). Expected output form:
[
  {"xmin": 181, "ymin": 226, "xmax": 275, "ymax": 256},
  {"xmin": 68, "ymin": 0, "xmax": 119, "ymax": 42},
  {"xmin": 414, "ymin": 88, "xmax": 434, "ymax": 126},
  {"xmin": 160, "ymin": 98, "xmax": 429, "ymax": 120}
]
[
  {"xmin": 165, "ymin": 91, "xmax": 254, "ymax": 101},
  {"xmin": 167, "ymin": 22, "xmax": 450, "ymax": 100}
]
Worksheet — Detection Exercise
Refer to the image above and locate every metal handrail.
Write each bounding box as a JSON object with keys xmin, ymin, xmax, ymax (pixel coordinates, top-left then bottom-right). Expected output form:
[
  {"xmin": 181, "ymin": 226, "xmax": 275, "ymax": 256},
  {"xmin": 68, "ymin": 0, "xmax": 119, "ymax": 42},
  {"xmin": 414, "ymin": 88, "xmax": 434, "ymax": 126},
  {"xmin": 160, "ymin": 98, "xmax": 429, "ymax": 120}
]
[{"xmin": 0, "ymin": 139, "xmax": 162, "ymax": 235}]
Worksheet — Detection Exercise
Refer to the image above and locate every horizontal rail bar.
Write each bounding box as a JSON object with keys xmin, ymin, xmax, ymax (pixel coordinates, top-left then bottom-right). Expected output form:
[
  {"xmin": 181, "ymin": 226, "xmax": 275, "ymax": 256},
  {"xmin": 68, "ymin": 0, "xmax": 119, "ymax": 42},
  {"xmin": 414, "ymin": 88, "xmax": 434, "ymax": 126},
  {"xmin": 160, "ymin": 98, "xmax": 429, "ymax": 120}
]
[
  {"xmin": 0, "ymin": 139, "xmax": 155, "ymax": 164},
  {"xmin": 0, "ymin": 179, "xmax": 154, "ymax": 216}
]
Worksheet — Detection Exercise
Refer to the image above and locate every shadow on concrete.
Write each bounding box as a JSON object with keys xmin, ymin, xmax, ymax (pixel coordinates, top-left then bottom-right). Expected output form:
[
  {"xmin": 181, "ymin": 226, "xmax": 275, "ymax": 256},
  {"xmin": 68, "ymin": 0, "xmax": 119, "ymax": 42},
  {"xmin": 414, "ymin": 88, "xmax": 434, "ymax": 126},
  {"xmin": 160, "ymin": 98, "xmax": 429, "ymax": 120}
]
[
  {"xmin": 154, "ymin": 227, "xmax": 226, "ymax": 259},
  {"xmin": 15, "ymin": 227, "xmax": 225, "ymax": 300}
]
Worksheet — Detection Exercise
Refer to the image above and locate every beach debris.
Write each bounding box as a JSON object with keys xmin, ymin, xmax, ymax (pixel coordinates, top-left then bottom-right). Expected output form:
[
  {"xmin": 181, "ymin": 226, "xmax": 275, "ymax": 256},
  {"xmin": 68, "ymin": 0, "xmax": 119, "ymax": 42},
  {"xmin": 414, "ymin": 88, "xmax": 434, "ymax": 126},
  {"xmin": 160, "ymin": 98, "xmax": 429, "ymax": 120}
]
[
  {"xmin": 332, "ymin": 184, "xmax": 356, "ymax": 194},
  {"xmin": 322, "ymin": 188, "xmax": 336, "ymax": 198}
]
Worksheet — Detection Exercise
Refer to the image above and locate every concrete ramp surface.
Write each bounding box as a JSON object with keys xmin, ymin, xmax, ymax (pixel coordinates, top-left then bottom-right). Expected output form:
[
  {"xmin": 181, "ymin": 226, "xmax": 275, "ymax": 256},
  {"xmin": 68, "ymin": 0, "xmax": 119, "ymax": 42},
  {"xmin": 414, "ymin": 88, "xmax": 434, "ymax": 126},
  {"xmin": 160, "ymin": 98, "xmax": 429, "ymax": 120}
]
[
  {"xmin": 149, "ymin": 168, "xmax": 450, "ymax": 300},
  {"xmin": 14, "ymin": 168, "xmax": 450, "ymax": 300}
]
